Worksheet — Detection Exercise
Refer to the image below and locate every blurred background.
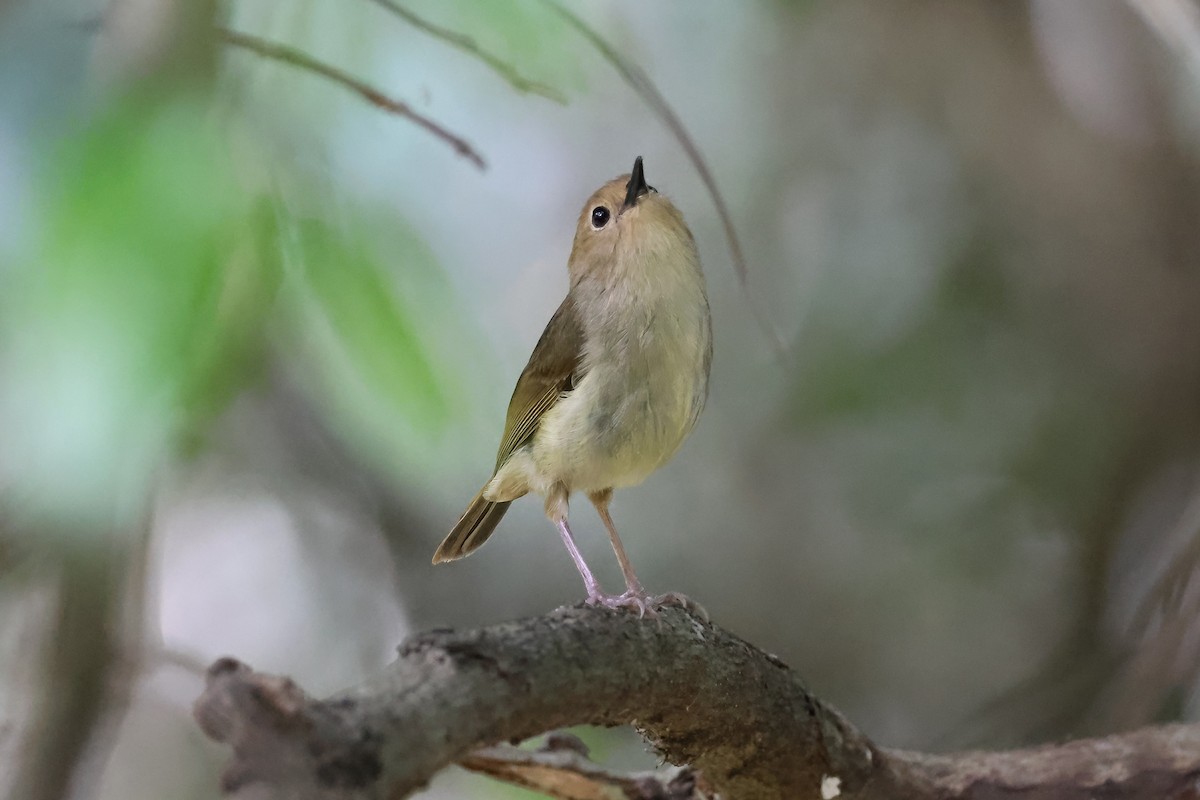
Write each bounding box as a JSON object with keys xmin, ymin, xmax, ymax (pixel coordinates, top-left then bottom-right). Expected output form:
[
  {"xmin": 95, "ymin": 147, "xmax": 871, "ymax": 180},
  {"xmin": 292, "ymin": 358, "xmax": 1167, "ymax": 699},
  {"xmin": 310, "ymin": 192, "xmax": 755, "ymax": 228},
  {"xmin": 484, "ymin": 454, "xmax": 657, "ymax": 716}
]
[{"xmin": 3, "ymin": 0, "xmax": 1200, "ymax": 797}]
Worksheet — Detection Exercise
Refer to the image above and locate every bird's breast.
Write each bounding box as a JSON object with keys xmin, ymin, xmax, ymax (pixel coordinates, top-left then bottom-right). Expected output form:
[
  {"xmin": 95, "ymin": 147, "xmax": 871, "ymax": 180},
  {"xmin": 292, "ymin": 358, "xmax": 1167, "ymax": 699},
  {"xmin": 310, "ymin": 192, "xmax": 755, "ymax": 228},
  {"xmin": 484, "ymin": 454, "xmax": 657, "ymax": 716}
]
[{"xmin": 530, "ymin": 264, "xmax": 711, "ymax": 493}]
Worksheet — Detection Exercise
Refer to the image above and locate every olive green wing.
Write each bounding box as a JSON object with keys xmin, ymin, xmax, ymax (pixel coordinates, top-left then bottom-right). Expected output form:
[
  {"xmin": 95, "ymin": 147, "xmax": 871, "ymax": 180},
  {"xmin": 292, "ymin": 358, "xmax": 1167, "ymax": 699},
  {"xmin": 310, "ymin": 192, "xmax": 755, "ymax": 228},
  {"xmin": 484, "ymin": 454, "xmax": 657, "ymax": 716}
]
[
  {"xmin": 493, "ymin": 295, "xmax": 585, "ymax": 470},
  {"xmin": 432, "ymin": 296, "xmax": 584, "ymax": 564}
]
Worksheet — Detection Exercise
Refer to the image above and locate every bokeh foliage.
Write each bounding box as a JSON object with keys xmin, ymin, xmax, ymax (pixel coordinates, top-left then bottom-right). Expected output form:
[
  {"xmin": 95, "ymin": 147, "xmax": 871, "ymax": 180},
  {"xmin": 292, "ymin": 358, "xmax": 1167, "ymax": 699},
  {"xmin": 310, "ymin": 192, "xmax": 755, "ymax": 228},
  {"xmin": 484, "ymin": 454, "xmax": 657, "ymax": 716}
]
[{"xmin": 0, "ymin": 87, "xmax": 456, "ymax": 535}]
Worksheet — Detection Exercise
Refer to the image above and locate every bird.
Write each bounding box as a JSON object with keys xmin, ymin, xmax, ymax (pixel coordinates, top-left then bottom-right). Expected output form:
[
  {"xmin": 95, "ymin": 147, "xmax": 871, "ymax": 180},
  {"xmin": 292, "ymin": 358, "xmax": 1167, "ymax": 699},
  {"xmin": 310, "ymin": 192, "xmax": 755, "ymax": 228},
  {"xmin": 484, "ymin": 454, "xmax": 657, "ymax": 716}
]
[{"xmin": 432, "ymin": 156, "xmax": 712, "ymax": 615}]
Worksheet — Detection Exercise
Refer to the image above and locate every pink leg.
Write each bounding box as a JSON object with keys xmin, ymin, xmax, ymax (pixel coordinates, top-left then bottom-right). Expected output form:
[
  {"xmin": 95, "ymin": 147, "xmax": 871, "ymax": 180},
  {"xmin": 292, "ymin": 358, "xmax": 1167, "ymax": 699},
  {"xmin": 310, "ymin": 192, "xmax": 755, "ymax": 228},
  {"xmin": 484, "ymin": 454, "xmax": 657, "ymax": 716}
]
[
  {"xmin": 554, "ymin": 517, "xmax": 605, "ymax": 603},
  {"xmin": 586, "ymin": 490, "xmax": 658, "ymax": 618},
  {"xmin": 589, "ymin": 489, "xmax": 647, "ymax": 596},
  {"xmin": 547, "ymin": 483, "xmax": 607, "ymax": 603},
  {"xmin": 588, "ymin": 489, "xmax": 709, "ymax": 621}
]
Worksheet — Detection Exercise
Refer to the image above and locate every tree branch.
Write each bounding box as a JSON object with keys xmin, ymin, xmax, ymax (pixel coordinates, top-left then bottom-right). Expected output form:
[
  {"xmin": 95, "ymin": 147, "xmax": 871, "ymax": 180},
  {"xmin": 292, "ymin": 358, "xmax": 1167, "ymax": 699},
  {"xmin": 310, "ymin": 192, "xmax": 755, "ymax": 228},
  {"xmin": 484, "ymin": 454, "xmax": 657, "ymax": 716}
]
[
  {"xmin": 194, "ymin": 605, "xmax": 1200, "ymax": 800},
  {"xmin": 366, "ymin": 0, "xmax": 566, "ymax": 103},
  {"xmin": 219, "ymin": 28, "xmax": 486, "ymax": 170},
  {"xmin": 460, "ymin": 740, "xmax": 709, "ymax": 799},
  {"xmin": 13, "ymin": 545, "xmax": 124, "ymax": 800}
]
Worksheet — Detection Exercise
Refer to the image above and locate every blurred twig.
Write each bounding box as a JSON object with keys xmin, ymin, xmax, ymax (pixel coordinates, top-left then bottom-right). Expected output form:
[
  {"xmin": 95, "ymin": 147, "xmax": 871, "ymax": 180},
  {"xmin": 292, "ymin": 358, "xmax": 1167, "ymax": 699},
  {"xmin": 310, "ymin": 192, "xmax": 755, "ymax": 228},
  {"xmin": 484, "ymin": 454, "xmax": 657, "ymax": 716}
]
[
  {"xmin": 937, "ymin": 438, "xmax": 1194, "ymax": 749},
  {"xmin": 1128, "ymin": 0, "xmax": 1200, "ymax": 82},
  {"xmin": 1130, "ymin": 479, "xmax": 1200, "ymax": 635},
  {"xmin": 1105, "ymin": 576, "xmax": 1200, "ymax": 730},
  {"xmin": 461, "ymin": 741, "xmax": 710, "ymax": 800},
  {"xmin": 157, "ymin": 646, "xmax": 214, "ymax": 678},
  {"xmin": 366, "ymin": 0, "xmax": 566, "ymax": 103},
  {"xmin": 1100, "ymin": 475, "xmax": 1200, "ymax": 730},
  {"xmin": 11, "ymin": 545, "xmax": 123, "ymax": 800},
  {"xmin": 543, "ymin": 1, "xmax": 788, "ymax": 358},
  {"xmin": 219, "ymin": 28, "xmax": 487, "ymax": 170}
]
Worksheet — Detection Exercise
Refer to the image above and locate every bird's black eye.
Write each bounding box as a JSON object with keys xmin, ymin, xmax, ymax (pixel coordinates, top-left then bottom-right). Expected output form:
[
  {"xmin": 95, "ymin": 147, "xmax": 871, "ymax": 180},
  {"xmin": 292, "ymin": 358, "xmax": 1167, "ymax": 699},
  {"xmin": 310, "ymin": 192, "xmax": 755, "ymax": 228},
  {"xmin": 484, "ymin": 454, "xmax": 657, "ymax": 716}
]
[{"xmin": 590, "ymin": 206, "xmax": 611, "ymax": 229}]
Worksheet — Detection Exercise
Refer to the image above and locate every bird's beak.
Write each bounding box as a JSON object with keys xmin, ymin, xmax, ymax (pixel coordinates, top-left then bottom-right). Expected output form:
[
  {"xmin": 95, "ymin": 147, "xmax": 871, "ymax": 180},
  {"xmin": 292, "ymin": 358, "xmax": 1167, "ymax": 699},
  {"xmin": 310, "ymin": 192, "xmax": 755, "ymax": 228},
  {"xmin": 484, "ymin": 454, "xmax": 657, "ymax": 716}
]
[{"xmin": 622, "ymin": 156, "xmax": 650, "ymax": 211}]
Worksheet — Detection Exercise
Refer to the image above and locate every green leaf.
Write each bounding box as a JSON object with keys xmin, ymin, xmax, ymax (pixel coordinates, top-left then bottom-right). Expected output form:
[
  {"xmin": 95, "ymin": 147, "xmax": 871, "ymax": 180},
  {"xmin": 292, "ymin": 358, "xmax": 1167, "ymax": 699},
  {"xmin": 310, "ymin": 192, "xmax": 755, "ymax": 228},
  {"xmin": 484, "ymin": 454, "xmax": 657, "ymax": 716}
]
[
  {"xmin": 0, "ymin": 95, "xmax": 261, "ymax": 531},
  {"xmin": 283, "ymin": 216, "xmax": 448, "ymax": 442}
]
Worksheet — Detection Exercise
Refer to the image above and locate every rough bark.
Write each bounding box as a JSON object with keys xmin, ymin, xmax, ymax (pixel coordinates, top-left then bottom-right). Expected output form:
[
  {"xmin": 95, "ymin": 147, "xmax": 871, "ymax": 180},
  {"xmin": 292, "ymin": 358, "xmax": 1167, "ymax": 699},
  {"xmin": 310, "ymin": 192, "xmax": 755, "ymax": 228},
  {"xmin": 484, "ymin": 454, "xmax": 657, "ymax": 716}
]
[{"xmin": 194, "ymin": 604, "xmax": 1200, "ymax": 800}]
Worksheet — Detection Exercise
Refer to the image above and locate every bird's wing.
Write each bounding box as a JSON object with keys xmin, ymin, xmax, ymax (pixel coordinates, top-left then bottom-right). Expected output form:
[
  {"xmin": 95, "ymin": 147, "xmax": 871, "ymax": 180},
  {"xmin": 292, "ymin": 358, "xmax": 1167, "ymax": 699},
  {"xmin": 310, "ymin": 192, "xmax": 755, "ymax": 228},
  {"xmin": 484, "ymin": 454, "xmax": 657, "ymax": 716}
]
[{"xmin": 493, "ymin": 295, "xmax": 585, "ymax": 470}]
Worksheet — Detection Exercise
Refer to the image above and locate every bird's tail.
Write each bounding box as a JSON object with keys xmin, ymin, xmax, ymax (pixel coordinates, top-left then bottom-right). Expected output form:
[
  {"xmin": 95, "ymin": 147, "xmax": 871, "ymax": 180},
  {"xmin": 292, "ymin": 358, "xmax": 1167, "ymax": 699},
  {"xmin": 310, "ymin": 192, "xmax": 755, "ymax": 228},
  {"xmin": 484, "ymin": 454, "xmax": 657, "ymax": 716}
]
[{"xmin": 432, "ymin": 489, "xmax": 511, "ymax": 563}]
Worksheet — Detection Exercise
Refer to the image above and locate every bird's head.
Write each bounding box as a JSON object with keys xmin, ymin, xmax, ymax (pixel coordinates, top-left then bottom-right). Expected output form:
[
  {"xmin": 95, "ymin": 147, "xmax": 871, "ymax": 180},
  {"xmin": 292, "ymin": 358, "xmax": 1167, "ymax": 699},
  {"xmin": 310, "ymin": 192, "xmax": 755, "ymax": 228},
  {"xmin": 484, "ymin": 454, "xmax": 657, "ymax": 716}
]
[{"xmin": 566, "ymin": 156, "xmax": 695, "ymax": 285}]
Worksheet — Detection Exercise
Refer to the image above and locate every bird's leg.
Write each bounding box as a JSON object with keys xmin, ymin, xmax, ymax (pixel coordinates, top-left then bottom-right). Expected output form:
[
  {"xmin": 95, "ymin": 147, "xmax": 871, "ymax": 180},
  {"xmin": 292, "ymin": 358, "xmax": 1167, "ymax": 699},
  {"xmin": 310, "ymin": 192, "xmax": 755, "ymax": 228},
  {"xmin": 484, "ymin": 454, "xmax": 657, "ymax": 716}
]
[
  {"xmin": 589, "ymin": 489, "xmax": 709, "ymax": 621},
  {"xmin": 546, "ymin": 484, "xmax": 605, "ymax": 603},
  {"xmin": 588, "ymin": 489, "xmax": 647, "ymax": 597},
  {"xmin": 588, "ymin": 490, "xmax": 660, "ymax": 618}
]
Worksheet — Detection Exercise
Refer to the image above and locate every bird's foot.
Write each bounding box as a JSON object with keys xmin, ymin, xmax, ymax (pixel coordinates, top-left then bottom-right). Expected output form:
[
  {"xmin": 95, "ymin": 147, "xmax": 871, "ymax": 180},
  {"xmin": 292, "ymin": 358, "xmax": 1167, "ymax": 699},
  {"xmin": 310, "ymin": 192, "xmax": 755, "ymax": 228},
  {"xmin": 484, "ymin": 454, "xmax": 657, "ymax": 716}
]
[
  {"xmin": 587, "ymin": 587, "xmax": 658, "ymax": 618},
  {"xmin": 585, "ymin": 588, "xmax": 707, "ymax": 621}
]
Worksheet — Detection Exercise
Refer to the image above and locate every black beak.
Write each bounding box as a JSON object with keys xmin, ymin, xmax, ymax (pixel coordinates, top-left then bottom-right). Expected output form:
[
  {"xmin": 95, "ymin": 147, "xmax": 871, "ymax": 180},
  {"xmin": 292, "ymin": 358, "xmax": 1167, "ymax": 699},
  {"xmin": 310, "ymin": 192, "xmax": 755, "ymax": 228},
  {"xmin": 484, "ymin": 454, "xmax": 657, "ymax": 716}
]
[{"xmin": 622, "ymin": 156, "xmax": 650, "ymax": 211}]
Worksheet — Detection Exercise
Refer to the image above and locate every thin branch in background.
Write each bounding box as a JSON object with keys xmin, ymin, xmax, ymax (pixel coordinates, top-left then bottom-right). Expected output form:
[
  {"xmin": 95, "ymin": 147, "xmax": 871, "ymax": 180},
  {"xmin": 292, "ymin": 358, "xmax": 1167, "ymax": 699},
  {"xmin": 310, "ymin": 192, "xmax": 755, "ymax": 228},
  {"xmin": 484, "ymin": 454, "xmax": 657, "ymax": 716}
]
[
  {"xmin": 1104, "ymin": 576, "xmax": 1200, "ymax": 731},
  {"xmin": 545, "ymin": 1, "xmax": 788, "ymax": 358},
  {"xmin": 461, "ymin": 742, "xmax": 709, "ymax": 800},
  {"xmin": 156, "ymin": 647, "xmax": 214, "ymax": 678},
  {"xmin": 219, "ymin": 28, "xmax": 487, "ymax": 170},
  {"xmin": 1128, "ymin": 0, "xmax": 1200, "ymax": 83},
  {"xmin": 11, "ymin": 546, "xmax": 124, "ymax": 800},
  {"xmin": 1129, "ymin": 479, "xmax": 1200, "ymax": 635},
  {"xmin": 366, "ymin": 0, "xmax": 566, "ymax": 104}
]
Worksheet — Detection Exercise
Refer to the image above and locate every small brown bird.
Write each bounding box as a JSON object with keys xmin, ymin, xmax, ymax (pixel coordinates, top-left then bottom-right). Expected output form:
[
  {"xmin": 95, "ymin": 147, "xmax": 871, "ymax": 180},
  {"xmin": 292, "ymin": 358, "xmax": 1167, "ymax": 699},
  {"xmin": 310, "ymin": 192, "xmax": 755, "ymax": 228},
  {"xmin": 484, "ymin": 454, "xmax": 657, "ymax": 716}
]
[{"xmin": 433, "ymin": 156, "xmax": 712, "ymax": 614}]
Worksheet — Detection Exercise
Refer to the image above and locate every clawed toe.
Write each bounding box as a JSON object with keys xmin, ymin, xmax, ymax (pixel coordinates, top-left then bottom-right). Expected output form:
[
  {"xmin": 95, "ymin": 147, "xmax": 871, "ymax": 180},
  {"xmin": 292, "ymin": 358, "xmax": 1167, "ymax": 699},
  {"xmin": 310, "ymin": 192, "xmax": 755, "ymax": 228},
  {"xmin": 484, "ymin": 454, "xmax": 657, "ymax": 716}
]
[
  {"xmin": 584, "ymin": 589, "xmax": 706, "ymax": 620},
  {"xmin": 653, "ymin": 591, "xmax": 709, "ymax": 621},
  {"xmin": 588, "ymin": 589, "xmax": 657, "ymax": 618}
]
